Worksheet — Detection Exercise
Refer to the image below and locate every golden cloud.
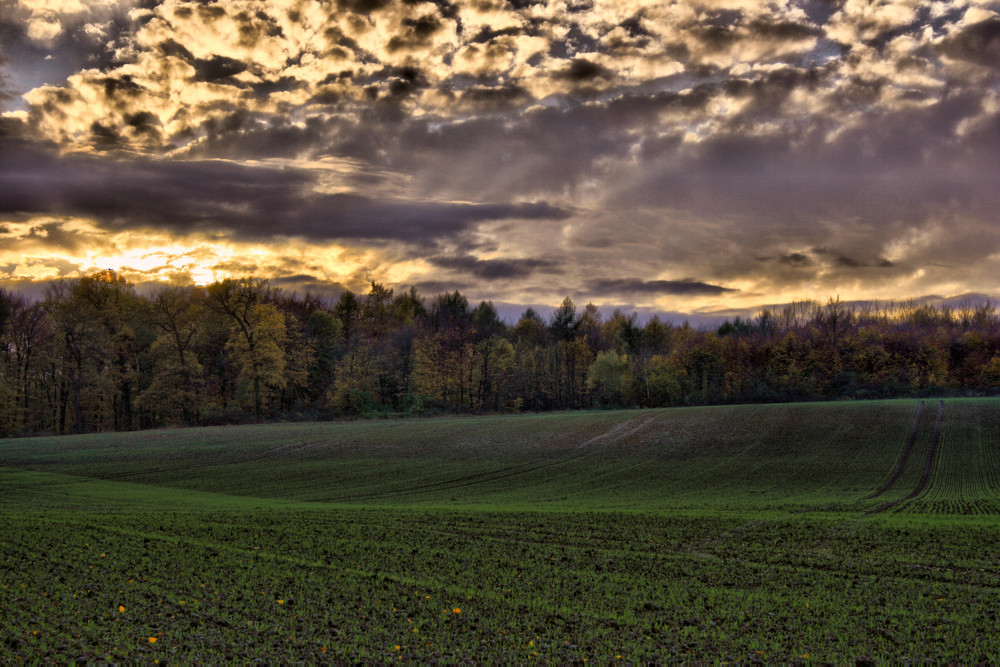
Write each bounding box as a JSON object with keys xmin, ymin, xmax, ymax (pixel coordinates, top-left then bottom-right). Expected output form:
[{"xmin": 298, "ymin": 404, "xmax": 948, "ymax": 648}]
[{"xmin": 0, "ymin": 217, "xmax": 432, "ymax": 290}]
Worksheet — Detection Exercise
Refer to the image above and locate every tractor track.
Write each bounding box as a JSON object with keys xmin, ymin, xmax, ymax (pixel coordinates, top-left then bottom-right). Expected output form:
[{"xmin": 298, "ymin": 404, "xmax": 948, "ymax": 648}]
[
  {"xmin": 346, "ymin": 410, "xmax": 668, "ymax": 502},
  {"xmin": 111, "ymin": 440, "xmax": 325, "ymax": 478},
  {"xmin": 91, "ymin": 412, "xmax": 669, "ymax": 500},
  {"xmin": 573, "ymin": 411, "xmax": 666, "ymax": 450},
  {"xmin": 867, "ymin": 400, "xmax": 944, "ymax": 516},
  {"xmin": 864, "ymin": 401, "xmax": 924, "ymax": 500}
]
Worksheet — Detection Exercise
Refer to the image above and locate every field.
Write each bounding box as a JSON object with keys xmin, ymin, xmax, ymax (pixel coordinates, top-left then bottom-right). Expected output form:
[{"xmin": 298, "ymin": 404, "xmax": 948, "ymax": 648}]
[{"xmin": 2, "ymin": 398, "xmax": 1000, "ymax": 661}]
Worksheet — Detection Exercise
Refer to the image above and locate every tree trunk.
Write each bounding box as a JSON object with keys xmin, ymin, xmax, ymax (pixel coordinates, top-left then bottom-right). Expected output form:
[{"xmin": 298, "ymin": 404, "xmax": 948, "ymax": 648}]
[
  {"xmin": 73, "ymin": 363, "xmax": 83, "ymax": 434},
  {"xmin": 254, "ymin": 374, "xmax": 262, "ymax": 421}
]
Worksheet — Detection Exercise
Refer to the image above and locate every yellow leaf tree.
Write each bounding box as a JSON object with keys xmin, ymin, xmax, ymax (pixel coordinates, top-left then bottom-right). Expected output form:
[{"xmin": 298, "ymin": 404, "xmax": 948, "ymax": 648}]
[{"xmin": 225, "ymin": 302, "xmax": 288, "ymax": 420}]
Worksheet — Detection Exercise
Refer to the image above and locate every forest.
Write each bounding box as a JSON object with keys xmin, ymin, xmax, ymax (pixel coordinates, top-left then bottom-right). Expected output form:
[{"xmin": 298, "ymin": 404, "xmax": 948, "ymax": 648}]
[{"xmin": 2, "ymin": 269, "xmax": 1000, "ymax": 436}]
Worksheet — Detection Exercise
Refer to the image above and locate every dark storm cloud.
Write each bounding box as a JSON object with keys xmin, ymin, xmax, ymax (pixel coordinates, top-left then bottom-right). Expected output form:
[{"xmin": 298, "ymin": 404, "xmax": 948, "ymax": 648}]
[
  {"xmin": 0, "ymin": 73, "xmax": 13, "ymax": 108},
  {"xmin": 832, "ymin": 255, "xmax": 878, "ymax": 269},
  {"xmin": 587, "ymin": 279, "xmax": 737, "ymax": 297},
  {"xmin": 469, "ymin": 25, "xmax": 524, "ymax": 43},
  {"xmin": 178, "ymin": 113, "xmax": 339, "ymax": 160},
  {"xmin": 597, "ymin": 75, "xmax": 1000, "ymax": 296},
  {"xmin": 428, "ymin": 254, "xmax": 560, "ymax": 280},
  {"xmin": 193, "ymin": 55, "xmax": 249, "ymax": 83},
  {"xmin": 0, "ymin": 139, "xmax": 299, "ymax": 226},
  {"xmin": 556, "ymin": 58, "xmax": 612, "ymax": 82},
  {"xmin": 778, "ymin": 253, "xmax": 812, "ymax": 266},
  {"xmin": 387, "ymin": 14, "xmax": 445, "ymax": 53},
  {"xmin": 682, "ymin": 9, "xmax": 823, "ymax": 60},
  {"xmin": 123, "ymin": 110, "xmax": 163, "ymax": 140},
  {"xmin": 158, "ymin": 38, "xmax": 195, "ymax": 61},
  {"xmin": 337, "ymin": 0, "xmax": 393, "ymax": 16},
  {"xmin": 811, "ymin": 248, "xmax": 895, "ymax": 270},
  {"xmin": 288, "ymin": 195, "xmax": 569, "ymax": 242},
  {"xmin": 938, "ymin": 17, "xmax": 1000, "ymax": 68},
  {"xmin": 0, "ymin": 139, "xmax": 569, "ymax": 243},
  {"xmin": 410, "ymin": 279, "xmax": 473, "ymax": 296},
  {"xmin": 692, "ymin": 23, "xmax": 739, "ymax": 53},
  {"xmin": 617, "ymin": 88, "xmax": 1000, "ymax": 227},
  {"xmin": 723, "ymin": 66, "xmax": 825, "ymax": 116},
  {"xmin": 399, "ymin": 99, "xmax": 655, "ymax": 198},
  {"xmin": 457, "ymin": 84, "xmax": 531, "ymax": 110},
  {"xmin": 269, "ymin": 274, "xmax": 324, "ymax": 287},
  {"xmin": 745, "ymin": 19, "xmax": 822, "ymax": 42},
  {"xmin": 0, "ymin": 113, "xmax": 25, "ymax": 139},
  {"xmin": 22, "ymin": 220, "xmax": 91, "ymax": 252}
]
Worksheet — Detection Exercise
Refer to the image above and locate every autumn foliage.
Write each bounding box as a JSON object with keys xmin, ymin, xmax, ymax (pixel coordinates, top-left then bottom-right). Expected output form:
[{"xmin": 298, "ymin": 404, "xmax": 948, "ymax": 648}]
[{"xmin": 1, "ymin": 272, "xmax": 999, "ymax": 435}]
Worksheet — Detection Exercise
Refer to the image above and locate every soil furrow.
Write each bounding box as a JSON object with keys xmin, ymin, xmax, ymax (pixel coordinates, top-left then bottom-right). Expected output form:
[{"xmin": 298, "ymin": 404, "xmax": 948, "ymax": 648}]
[
  {"xmin": 574, "ymin": 411, "xmax": 665, "ymax": 450},
  {"xmin": 352, "ymin": 411, "xmax": 666, "ymax": 501},
  {"xmin": 111, "ymin": 441, "xmax": 323, "ymax": 478},
  {"xmin": 902, "ymin": 399, "xmax": 944, "ymax": 501},
  {"xmin": 868, "ymin": 400, "xmax": 944, "ymax": 515},
  {"xmin": 865, "ymin": 401, "xmax": 924, "ymax": 500}
]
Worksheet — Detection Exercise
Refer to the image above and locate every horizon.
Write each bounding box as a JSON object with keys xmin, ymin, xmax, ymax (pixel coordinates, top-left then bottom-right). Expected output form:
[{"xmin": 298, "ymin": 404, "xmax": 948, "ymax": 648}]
[{"xmin": 3, "ymin": 272, "xmax": 998, "ymax": 330}]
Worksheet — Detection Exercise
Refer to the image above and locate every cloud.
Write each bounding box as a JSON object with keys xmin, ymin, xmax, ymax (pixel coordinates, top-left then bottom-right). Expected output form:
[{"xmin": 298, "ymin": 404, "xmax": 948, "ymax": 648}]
[
  {"xmin": 0, "ymin": 138, "xmax": 571, "ymax": 243},
  {"xmin": 287, "ymin": 196, "xmax": 571, "ymax": 242},
  {"xmin": 811, "ymin": 248, "xmax": 895, "ymax": 270},
  {"xmin": 428, "ymin": 254, "xmax": 561, "ymax": 280},
  {"xmin": 587, "ymin": 278, "xmax": 738, "ymax": 297},
  {"xmin": 555, "ymin": 57, "xmax": 613, "ymax": 82},
  {"xmin": 777, "ymin": 252, "xmax": 812, "ymax": 266},
  {"xmin": 937, "ymin": 16, "xmax": 1000, "ymax": 68},
  {"xmin": 4, "ymin": 0, "xmax": 1000, "ymax": 316},
  {"xmin": 192, "ymin": 55, "xmax": 249, "ymax": 83}
]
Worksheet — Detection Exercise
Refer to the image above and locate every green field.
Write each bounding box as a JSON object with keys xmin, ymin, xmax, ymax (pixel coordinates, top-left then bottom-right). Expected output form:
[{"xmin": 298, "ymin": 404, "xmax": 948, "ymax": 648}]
[{"xmin": 2, "ymin": 399, "xmax": 1000, "ymax": 661}]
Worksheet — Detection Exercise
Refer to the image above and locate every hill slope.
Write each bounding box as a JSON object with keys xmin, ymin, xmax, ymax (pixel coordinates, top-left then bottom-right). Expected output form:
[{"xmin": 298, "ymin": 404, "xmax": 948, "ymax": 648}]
[
  {"xmin": 3, "ymin": 398, "xmax": 999, "ymax": 513},
  {"xmin": 3, "ymin": 399, "xmax": 1000, "ymax": 661}
]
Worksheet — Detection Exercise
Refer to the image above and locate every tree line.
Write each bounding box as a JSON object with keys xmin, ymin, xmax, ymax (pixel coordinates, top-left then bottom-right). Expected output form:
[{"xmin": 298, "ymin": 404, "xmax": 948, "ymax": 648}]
[{"xmin": 2, "ymin": 270, "xmax": 1000, "ymax": 436}]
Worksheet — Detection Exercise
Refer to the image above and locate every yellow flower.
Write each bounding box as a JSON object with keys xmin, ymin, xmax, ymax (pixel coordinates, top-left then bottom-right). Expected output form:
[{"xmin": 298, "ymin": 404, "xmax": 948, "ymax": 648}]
[
  {"xmin": 118, "ymin": 605, "xmax": 125, "ymax": 613},
  {"xmin": 277, "ymin": 600, "xmax": 285, "ymax": 605},
  {"xmin": 452, "ymin": 607, "xmax": 461, "ymax": 614},
  {"xmin": 148, "ymin": 637, "xmax": 157, "ymax": 644}
]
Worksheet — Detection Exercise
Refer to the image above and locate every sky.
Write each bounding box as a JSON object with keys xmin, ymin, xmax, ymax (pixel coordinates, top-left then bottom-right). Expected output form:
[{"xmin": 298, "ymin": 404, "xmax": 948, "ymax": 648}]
[{"xmin": 1, "ymin": 0, "xmax": 1000, "ymax": 323}]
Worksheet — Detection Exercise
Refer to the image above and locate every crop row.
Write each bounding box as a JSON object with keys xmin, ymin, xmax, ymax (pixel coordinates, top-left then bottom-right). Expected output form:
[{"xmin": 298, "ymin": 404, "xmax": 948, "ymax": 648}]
[
  {"xmin": 907, "ymin": 401, "xmax": 1000, "ymax": 514},
  {"xmin": 0, "ymin": 402, "xmax": 930, "ymax": 510},
  {"xmin": 8, "ymin": 400, "xmax": 1000, "ymax": 514},
  {"xmin": 2, "ymin": 503, "xmax": 999, "ymax": 662}
]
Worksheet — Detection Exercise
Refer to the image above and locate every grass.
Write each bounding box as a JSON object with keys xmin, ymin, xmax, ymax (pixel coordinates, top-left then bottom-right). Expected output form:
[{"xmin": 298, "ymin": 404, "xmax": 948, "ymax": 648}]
[{"xmin": 1, "ymin": 398, "xmax": 999, "ymax": 660}]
